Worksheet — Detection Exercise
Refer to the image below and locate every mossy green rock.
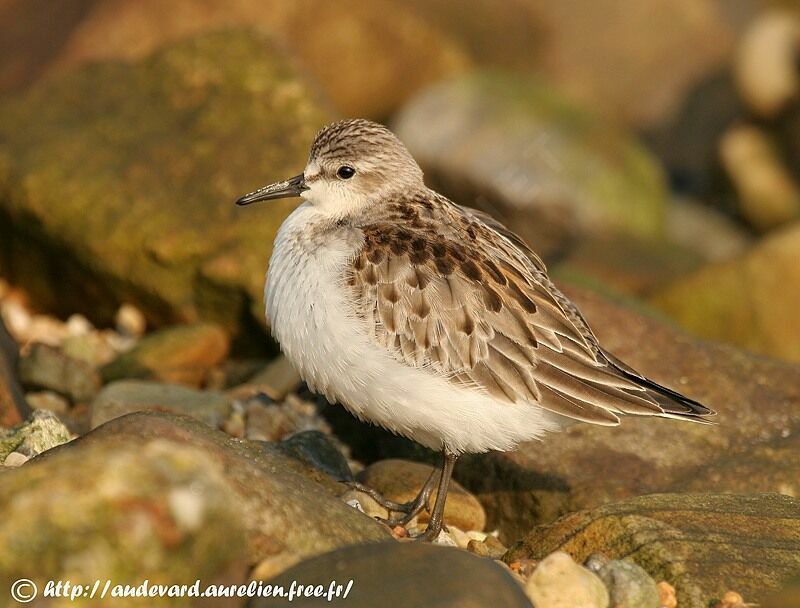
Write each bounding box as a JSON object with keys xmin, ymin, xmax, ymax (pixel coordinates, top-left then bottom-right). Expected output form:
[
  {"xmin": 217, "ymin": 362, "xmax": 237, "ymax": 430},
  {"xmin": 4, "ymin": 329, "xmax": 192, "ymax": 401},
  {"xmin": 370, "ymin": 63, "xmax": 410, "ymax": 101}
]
[
  {"xmin": 505, "ymin": 493, "xmax": 800, "ymax": 608},
  {"xmin": 651, "ymin": 223, "xmax": 800, "ymax": 363},
  {"xmin": 0, "ymin": 427, "xmax": 250, "ymax": 602},
  {"xmin": 0, "ymin": 30, "xmax": 331, "ymax": 343},
  {"xmin": 0, "ymin": 411, "xmax": 389, "ymax": 597},
  {"xmin": 0, "ymin": 410, "xmax": 72, "ymax": 462},
  {"xmin": 393, "ymin": 73, "xmax": 668, "ymax": 258}
]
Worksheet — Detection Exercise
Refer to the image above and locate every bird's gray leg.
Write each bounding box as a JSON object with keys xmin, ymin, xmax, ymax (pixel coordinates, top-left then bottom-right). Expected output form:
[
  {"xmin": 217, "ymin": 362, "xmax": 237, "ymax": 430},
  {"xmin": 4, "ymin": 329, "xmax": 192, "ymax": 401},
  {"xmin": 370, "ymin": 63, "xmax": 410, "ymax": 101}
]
[
  {"xmin": 416, "ymin": 450, "xmax": 458, "ymax": 542},
  {"xmin": 344, "ymin": 465, "xmax": 440, "ymax": 516},
  {"xmin": 381, "ymin": 467, "xmax": 439, "ymax": 527}
]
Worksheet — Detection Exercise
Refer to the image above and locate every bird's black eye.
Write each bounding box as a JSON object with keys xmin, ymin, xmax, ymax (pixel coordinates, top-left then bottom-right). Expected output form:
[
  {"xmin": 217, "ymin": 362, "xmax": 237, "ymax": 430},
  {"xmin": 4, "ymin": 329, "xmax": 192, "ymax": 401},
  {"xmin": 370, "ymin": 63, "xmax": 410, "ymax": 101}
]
[{"xmin": 336, "ymin": 165, "xmax": 356, "ymax": 180}]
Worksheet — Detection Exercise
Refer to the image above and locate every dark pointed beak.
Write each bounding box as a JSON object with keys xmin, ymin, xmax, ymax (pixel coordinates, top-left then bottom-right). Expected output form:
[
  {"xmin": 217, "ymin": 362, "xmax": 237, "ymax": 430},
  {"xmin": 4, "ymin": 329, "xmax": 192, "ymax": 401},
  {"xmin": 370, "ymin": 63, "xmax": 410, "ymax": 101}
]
[{"xmin": 235, "ymin": 173, "xmax": 308, "ymax": 206}]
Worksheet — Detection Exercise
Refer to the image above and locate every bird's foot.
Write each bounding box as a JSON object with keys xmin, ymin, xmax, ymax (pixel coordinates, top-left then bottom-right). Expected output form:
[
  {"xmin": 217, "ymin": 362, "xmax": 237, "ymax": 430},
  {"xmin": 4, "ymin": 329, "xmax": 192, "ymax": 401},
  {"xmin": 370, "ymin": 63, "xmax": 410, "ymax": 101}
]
[
  {"xmin": 343, "ymin": 480, "xmax": 422, "ymax": 514},
  {"xmin": 413, "ymin": 521, "xmax": 446, "ymax": 543}
]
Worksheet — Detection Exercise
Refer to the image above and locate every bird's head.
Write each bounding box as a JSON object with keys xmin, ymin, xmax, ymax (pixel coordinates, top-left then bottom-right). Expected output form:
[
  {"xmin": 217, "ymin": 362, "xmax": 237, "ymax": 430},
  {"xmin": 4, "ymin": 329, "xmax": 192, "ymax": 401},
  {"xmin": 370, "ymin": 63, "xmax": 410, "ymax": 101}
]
[{"xmin": 235, "ymin": 119, "xmax": 424, "ymax": 218}]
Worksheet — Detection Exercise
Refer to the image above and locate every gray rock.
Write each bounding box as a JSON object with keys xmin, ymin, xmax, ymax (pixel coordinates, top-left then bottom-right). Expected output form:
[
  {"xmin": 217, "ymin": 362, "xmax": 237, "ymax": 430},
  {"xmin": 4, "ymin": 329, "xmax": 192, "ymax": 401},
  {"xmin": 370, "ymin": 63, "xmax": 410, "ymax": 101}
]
[
  {"xmin": 242, "ymin": 355, "xmax": 303, "ymax": 401},
  {"xmin": 279, "ymin": 431, "xmax": 353, "ymax": 482},
  {"xmin": 589, "ymin": 556, "xmax": 660, "ymax": 608},
  {"xmin": 251, "ymin": 541, "xmax": 532, "ymax": 608},
  {"xmin": 90, "ymin": 379, "xmax": 232, "ymax": 430},
  {"xmin": 18, "ymin": 342, "xmax": 100, "ymax": 403},
  {"xmin": 241, "ymin": 393, "xmax": 329, "ymax": 442}
]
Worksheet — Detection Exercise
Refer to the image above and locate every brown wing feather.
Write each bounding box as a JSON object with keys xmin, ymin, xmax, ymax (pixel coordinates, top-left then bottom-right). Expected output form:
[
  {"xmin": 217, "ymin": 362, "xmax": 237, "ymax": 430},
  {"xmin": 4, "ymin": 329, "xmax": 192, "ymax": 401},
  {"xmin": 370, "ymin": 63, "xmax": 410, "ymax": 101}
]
[{"xmin": 347, "ymin": 194, "xmax": 713, "ymax": 425}]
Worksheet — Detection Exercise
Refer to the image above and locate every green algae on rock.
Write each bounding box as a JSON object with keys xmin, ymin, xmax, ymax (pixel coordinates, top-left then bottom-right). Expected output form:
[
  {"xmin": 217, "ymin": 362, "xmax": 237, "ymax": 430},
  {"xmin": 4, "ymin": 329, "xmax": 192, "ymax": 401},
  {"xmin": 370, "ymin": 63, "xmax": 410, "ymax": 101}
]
[
  {"xmin": 0, "ymin": 411, "xmax": 389, "ymax": 595},
  {"xmin": 393, "ymin": 73, "xmax": 669, "ymax": 259},
  {"xmin": 505, "ymin": 493, "xmax": 800, "ymax": 608},
  {"xmin": 0, "ymin": 410, "xmax": 72, "ymax": 463},
  {"xmin": 651, "ymin": 223, "xmax": 800, "ymax": 363},
  {"xmin": 0, "ymin": 30, "xmax": 331, "ymax": 343}
]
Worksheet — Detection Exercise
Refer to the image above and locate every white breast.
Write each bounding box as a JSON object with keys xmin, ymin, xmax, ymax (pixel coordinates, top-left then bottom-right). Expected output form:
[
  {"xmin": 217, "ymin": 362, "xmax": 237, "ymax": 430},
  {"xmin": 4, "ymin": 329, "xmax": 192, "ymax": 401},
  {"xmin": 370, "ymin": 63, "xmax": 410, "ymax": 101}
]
[{"xmin": 266, "ymin": 203, "xmax": 558, "ymax": 454}]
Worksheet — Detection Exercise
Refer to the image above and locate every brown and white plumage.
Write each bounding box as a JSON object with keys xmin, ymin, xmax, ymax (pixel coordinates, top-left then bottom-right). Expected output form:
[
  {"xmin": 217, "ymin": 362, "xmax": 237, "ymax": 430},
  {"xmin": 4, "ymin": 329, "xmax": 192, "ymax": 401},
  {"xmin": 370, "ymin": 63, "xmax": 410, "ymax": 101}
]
[
  {"xmin": 238, "ymin": 118, "xmax": 714, "ymax": 541},
  {"xmin": 348, "ymin": 190, "xmax": 712, "ymax": 427},
  {"xmin": 239, "ymin": 117, "xmax": 713, "ymax": 451}
]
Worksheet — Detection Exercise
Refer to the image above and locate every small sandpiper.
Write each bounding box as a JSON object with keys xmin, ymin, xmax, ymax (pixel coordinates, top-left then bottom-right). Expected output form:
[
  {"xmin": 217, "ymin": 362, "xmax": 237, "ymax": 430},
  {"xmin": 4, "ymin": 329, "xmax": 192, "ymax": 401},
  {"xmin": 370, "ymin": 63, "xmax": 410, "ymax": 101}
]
[{"xmin": 236, "ymin": 118, "xmax": 714, "ymax": 541}]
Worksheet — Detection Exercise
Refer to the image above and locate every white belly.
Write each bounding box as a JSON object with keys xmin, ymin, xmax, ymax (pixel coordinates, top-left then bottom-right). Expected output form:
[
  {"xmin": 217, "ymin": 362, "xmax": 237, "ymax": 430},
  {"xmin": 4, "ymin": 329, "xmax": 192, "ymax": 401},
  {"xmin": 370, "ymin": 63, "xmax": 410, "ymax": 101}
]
[{"xmin": 266, "ymin": 203, "xmax": 558, "ymax": 454}]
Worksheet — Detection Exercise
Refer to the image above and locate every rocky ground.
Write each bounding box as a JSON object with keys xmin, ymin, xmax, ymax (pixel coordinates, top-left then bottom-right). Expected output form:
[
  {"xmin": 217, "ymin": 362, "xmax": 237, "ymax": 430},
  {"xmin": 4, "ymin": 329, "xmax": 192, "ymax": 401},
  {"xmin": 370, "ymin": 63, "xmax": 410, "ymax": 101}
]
[{"xmin": 2, "ymin": 1, "xmax": 800, "ymax": 607}]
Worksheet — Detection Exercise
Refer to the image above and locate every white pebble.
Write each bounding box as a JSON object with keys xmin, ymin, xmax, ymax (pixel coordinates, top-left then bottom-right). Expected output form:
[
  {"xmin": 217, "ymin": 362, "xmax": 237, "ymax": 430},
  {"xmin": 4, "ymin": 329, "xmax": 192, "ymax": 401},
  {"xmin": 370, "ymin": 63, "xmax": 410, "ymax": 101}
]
[
  {"xmin": 115, "ymin": 304, "xmax": 146, "ymax": 337},
  {"xmin": 3, "ymin": 452, "xmax": 30, "ymax": 467},
  {"xmin": 66, "ymin": 314, "xmax": 93, "ymax": 336},
  {"xmin": 168, "ymin": 486, "xmax": 206, "ymax": 532}
]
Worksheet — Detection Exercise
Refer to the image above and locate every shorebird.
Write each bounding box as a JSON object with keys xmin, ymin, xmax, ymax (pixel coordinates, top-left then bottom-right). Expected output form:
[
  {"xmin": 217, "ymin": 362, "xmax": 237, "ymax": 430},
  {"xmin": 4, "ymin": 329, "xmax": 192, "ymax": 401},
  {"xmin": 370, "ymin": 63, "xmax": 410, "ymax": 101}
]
[{"xmin": 236, "ymin": 119, "xmax": 714, "ymax": 541}]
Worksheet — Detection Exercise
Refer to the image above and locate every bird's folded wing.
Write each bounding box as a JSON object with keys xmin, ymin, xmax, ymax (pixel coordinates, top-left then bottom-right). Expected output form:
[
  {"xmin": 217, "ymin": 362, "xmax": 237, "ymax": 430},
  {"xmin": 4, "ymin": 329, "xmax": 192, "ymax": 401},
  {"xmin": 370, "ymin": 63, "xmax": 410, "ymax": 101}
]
[{"xmin": 347, "ymin": 211, "xmax": 672, "ymax": 426}]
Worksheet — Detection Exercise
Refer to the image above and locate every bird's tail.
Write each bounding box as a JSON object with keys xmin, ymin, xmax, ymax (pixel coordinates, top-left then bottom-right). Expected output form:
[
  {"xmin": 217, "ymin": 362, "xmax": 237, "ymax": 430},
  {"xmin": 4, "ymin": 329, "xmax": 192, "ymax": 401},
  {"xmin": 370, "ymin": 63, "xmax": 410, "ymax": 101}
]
[{"xmin": 601, "ymin": 349, "xmax": 716, "ymax": 423}]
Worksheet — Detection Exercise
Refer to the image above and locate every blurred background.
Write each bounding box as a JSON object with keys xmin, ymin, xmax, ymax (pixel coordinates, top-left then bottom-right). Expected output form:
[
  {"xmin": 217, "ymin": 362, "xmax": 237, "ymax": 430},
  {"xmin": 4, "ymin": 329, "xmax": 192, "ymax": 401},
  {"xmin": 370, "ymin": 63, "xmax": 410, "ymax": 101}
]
[
  {"xmin": 0, "ymin": 0, "xmax": 799, "ymax": 360},
  {"xmin": 1, "ymin": 2, "xmax": 800, "ymax": 606}
]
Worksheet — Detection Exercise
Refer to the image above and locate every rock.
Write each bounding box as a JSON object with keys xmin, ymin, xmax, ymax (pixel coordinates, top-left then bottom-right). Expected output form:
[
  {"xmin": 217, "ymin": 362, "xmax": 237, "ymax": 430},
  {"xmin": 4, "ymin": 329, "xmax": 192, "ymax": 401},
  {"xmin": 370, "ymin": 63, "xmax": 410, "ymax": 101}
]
[
  {"xmin": 278, "ymin": 430, "xmax": 353, "ymax": 482},
  {"xmin": 1, "ymin": 0, "xmax": 468, "ymax": 119},
  {"xmin": 101, "ymin": 323, "xmax": 230, "ymax": 387},
  {"xmin": 525, "ymin": 551, "xmax": 609, "ymax": 608},
  {"xmin": 650, "ymin": 224, "xmax": 800, "ymax": 362},
  {"xmin": 115, "ymin": 303, "xmax": 146, "ymax": 337},
  {"xmin": 505, "ymin": 493, "xmax": 800, "ymax": 608},
  {"xmin": 357, "ymin": 459, "xmax": 486, "ymax": 532},
  {"xmin": 2, "ymin": 451, "xmax": 29, "ymax": 467},
  {"xmin": 242, "ymin": 393, "xmax": 329, "ymax": 442},
  {"xmin": 398, "ymin": 0, "xmax": 733, "ymax": 129},
  {"xmin": 340, "ymin": 489, "xmax": 389, "ymax": 521},
  {"xmin": 251, "ymin": 541, "xmax": 533, "ymax": 608},
  {"xmin": 719, "ymin": 125, "xmax": 800, "ymax": 231},
  {"xmin": 712, "ymin": 591, "xmax": 747, "ymax": 608},
  {"xmin": 587, "ymin": 555, "xmax": 660, "ymax": 608},
  {"xmin": 642, "ymin": 71, "xmax": 745, "ymax": 197},
  {"xmin": 0, "ymin": 315, "xmax": 28, "ymax": 427},
  {"xmin": 665, "ymin": 198, "xmax": 751, "ymax": 262},
  {"xmin": 734, "ymin": 10, "xmax": 800, "ymax": 118},
  {"xmin": 60, "ymin": 331, "xmax": 117, "ymax": 367},
  {"xmin": 0, "ymin": 410, "xmax": 389, "ymax": 592},
  {"xmin": 241, "ymin": 355, "xmax": 302, "ymax": 401},
  {"xmin": 0, "ymin": 30, "xmax": 331, "ymax": 343},
  {"xmin": 657, "ymin": 581, "xmax": 678, "ymax": 608},
  {"xmin": 552, "ymin": 233, "xmax": 704, "ymax": 297},
  {"xmin": 0, "ymin": 410, "xmax": 72, "ymax": 462},
  {"xmin": 467, "ymin": 534, "xmax": 507, "ymax": 559},
  {"xmin": 18, "ymin": 342, "xmax": 100, "ymax": 403},
  {"xmin": 394, "ymin": 73, "xmax": 668, "ymax": 260},
  {"xmin": 454, "ymin": 284, "xmax": 800, "ymax": 541},
  {"xmin": 763, "ymin": 579, "xmax": 800, "ymax": 608},
  {"xmin": 0, "ymin": 422, "xmax": 251, "ymax": 598},
  {"xmin": 90, "ymin": 379, "xmax": 232, "ymax": 430},
  {"xmin": 25, "ymin": 391, "xmax": 70, "ymax": 416},
  {"xmin": 670, "ymin": 431, "xmax": 800, "ymax": 498}
]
